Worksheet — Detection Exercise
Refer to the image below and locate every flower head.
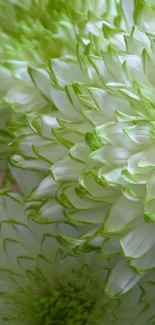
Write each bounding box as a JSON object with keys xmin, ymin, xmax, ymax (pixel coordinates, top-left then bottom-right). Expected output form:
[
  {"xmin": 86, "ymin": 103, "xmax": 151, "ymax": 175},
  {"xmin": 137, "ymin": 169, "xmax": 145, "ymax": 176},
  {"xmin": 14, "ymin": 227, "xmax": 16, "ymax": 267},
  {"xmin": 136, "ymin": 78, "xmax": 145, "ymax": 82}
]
[
  {"xmin": 1, "ymin": 0, "xmax": 155, "ymax": 298},
  {"xmin": 0, "ymin": 190, "xmax": 154, "ymax": 325},
  {"xmin": 0, "ymin": 0, "xmax": 62, "ymax": 63},
  {"xmin": 0, "ymin": 0, "xmax": 111, "ymax": 65},
  {"xmin": 4, "ymin": 0, "xmax": 155, "ymax": 278}
]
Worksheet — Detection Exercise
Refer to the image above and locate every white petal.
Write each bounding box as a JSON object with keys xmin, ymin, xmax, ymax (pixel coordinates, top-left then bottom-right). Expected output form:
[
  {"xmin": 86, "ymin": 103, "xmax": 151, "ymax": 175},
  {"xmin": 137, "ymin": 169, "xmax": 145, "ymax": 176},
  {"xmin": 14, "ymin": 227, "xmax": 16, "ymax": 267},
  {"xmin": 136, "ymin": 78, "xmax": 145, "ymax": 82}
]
[
  {"xmin": 101, "ymin": 237, "xmax": 120, "ymax": 257},
  {"xmin": 121, "ymin": 0, "xmax": 134, "ymax": 31},
  {"xmin": 130, "ymin": 243, "xmax": 155, "ymax": 272},
  {"xmin": 67, "ymin": 205, "xmax": 109, "ymax": 224},
  {"xmin": 51, "ymin": 87, "xmax": 81, "ymax": 119},
  {"xmin": 104, "ymin": 195, "xmax": 142, "ymax": 234},
  {"xmin": 29, "ymin": 68, "xmax": 52, "ymax": 98},
  {"xmin": 121, "ymin": 222, "xmax": 155, "ymax": 259},
  {"xmin": 52, "ymin": 157, "xmax": 84, "ymax": 181},
  {"xmin": 143, "ymin": 49, "xmax": 155, "ymax": 88},
  {"xmin": 105, "ymin": 259, "xmax": 142, "ymax": 297},
  {"xmin": 124, "ymin": 124, "xmax": 152, "ymax": 145},
  {"xmin": 70, "ymin": 142, "xmax": 91, "ymax": 163},
  {"xmin": 139, "ymin": 147, "xmax": 155, "ymax": 167},
  {"xmin": 51, "ymin": 58, "xmax": 88, "ymax": 86},
  {"xmin": 9, "ymin": 164, "xmax": 43, "ymax": 196},
  {"xmin": 11, "ymin": 154, "xmax": 50, "ymax": 171},
  {"xmin": 32, "ymin": 114, "xmax": 59, "ymax": 139},
  {"xmin": 33, "ymin": 199, "xmax": 64, "ymax": 223},
  {"xmin": 34, "ymin": 143, "xmax": 68, "ymax": 163},
  {"xmin": 90, "ymin": 145, "xmax": 130, "ymax": 166},
  {"xmin": 146, "ymin": 171, "xmax": 155, "ymax": 202},
  {"xmin": 30, "ymin": 176, "xmax": 59, "ymax": 200}
]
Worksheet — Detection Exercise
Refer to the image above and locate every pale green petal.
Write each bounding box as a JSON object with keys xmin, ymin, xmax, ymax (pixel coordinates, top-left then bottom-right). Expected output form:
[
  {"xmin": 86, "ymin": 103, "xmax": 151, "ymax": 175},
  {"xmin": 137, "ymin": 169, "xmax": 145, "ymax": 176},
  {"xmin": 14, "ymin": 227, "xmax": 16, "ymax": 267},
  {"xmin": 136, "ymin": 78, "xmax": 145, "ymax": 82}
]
[
  {"xmin": 66, "ymin": 206, "xmax": 108, "ymax": 224},
  {"xmin": 105, "ymin": 259, "xmax": 142, "ymax": 297},
  {"xmin": 130, "ymin": 244, "xmax": 155, "ymax": 273},
  {"xmin": 51, "ymin": 156, "xmax": 84, "ymax": 181},
  {"xmin": 9, "ymin": 163, "xmax": 43, "ymax": 196},
  {"xmin": 101, "ymin": 237, "xmax": 120, "ymax": 257},
  {"xmin": 120, "ymin": 0, "xmax": 134, "ymax": 31},
  {"xmin": 121, "ymin": 222, "xmax": 155, "ymax": 259},
  {"xmin": 104, "ymin": 195, "xmax": 142, "ymax": 234},
  {"xmin": 10, "ymin": 154, "xmax": 50, "ymax": 171},
  {"xmin": 90, "ymin": 145, "xmax": 131, "ymax": 166},
  {"xmin": 146, "ymin": 171, "xmax": 155, "ymax": 202},
  {"xmin": 28, "ymin": 175, "xmax": 59, "ymax": 200}
]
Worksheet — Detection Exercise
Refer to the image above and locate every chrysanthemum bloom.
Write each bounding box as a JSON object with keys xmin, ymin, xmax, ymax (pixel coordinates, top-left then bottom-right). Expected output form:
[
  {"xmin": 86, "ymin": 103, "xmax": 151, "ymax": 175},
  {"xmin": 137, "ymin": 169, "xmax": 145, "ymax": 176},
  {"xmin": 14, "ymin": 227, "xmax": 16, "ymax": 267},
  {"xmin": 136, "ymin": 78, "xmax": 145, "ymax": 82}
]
[
  {"xmin": 0, "ymin": 0, "xmax": 63, "ymax": 63},
  {"xmin": 1, "ymin": 0, "xmax": 155, "ymax": 322},
  {"xmin": 0, "ymin": 0, "xmax": 110, "ymax": 64},
  {"xmin": 0, "ymin": 0, "xmax": 83, "ymax": 177},
  {"xmin": 0, "ymin": 0, "xmax": 114, "ymax": 115},
  {"xmin": 0, "ymin": 189, "xmax": 154, "ymax": 325},
  {"xmin": 0, "ymin": 0, "xmax": 111, "ymax": 173},
  {"xmin": 3, "ymin": 0, "xmax": 155, "ymax": 277}
]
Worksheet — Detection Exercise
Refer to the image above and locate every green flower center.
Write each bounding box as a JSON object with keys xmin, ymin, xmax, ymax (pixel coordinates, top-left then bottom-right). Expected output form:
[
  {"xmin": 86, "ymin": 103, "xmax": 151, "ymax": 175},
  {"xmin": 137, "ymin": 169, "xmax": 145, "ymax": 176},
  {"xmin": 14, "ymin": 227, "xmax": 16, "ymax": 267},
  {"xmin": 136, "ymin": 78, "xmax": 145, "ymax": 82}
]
[
  {"xmin": 4, "ymin": 266, "xmax": 105, "ymax": 324},
  {"xmin": 32, "ymin": 284, "xmax": 97, "ymax": 325}
]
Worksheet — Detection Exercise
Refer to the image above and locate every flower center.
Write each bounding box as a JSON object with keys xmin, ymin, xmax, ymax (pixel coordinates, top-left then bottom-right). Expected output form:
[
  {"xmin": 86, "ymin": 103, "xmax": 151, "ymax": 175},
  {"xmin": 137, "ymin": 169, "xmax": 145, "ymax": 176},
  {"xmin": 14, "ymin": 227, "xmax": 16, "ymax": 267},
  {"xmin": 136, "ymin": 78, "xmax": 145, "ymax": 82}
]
[
  {"xmin": 5, "ymin": 265, "xmax": 105, "ymax": 324},
  {"xmin": 32, "ymin": 284, "xmax": 97, "ymax": 325}
]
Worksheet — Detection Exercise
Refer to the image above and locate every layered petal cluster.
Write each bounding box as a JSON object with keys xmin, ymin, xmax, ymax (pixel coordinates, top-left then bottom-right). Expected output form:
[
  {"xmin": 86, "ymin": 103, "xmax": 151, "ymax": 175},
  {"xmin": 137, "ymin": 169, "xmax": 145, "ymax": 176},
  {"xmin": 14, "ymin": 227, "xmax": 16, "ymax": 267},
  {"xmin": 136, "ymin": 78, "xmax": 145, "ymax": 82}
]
[
  {"xmin": 0, "ymin": 190, "xmax": 154, "ymax": 325},
  {"xmin": 0, "ymin": 0, "xmax": 112, "ymax": 65},
  {"xmin": 5, "ymin": 0, "xmax": 155, "ymax": 277},
  {"xmin": 0, "ymin": 0, "xmax": 62, "ymax": 63},
  {"xmin": 0, "ymin": 0, "xmax": 97, "ymax": 173},
  {"xmin": 2, "ymin": 2, "xmax": 155, "ymax": 315},
  {"xmin": 0, "ymin": 0, "xmax": 115, "ymax": 116}
]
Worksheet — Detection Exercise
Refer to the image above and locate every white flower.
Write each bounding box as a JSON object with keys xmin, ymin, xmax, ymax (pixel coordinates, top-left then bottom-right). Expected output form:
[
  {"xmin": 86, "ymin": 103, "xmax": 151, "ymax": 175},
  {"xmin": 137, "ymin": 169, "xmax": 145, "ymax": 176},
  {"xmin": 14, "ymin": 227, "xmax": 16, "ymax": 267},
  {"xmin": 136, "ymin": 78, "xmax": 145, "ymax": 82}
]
[
  {"xmin": 1, "ymin": 0, "xmax": 155, "ymax": 291},
  {"xmin": 0, "ymin": 0, "xmax": 110, "ymax": 64},
  {"xmin": 0, "ymin": 190, "xmax": 154, "ymax": 325}
]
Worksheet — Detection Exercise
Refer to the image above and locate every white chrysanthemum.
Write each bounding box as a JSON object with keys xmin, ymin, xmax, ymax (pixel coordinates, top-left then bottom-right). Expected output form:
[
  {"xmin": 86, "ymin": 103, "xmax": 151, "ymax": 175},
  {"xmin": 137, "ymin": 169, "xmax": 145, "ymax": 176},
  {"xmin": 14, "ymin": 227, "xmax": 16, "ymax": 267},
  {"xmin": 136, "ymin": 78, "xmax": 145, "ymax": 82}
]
[
  {"xmin": 0, "ymin": 0, "xmax": 114, "ymax": 116},
  {"xmin": 0, "ymin": 0, "xmax": 76, "ymax": 173},
  {"xmin": 0, "ymin": 189, "xmax": 154, "ymax": 325},
  {"xmin": 4, "ymin": 0, "xmax": 155, "ymax": 276},
  {"xmin": 0, "ymin": 0, "xmax": 111, "ymax": 64},
  {"xmin": 0, "ymin": 0, "xmax": 63, "ymax": 63}
]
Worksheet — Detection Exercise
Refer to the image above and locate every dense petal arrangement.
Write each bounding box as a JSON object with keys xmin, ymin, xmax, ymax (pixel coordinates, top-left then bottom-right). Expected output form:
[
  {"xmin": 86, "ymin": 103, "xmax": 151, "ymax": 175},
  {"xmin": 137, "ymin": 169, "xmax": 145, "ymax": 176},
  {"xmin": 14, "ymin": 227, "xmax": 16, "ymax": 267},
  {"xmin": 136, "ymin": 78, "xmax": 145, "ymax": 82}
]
[
  {"xmin": 0, "ymin": 0, "xmax": 78, "ymax": 174},
  {"xmin": 0, "ymin": 0, "xmax": 112, "ymax": 65},
  {"xmin": 0, "ymin": 0, "xmax": 114, "ymax": 169},
  {"xmin": 3, "ymin": 0, "xmax": 155, "ymax": 277},
  {"xmin": 0, "ymin": 0, "xmax": 62, "ymax": 63},
  {"xmin": 0, "ymin": 190, "xmax": 154, "ymax": 325},
  {"xmin": 2, "ymin": 2, "xmax": 155, "ymax": 321}
]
